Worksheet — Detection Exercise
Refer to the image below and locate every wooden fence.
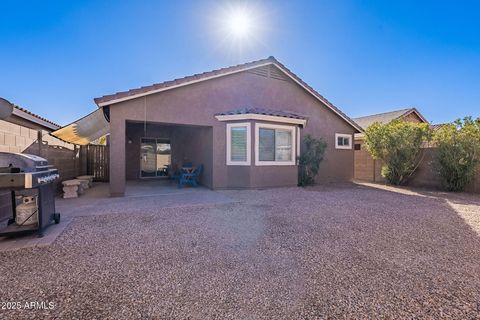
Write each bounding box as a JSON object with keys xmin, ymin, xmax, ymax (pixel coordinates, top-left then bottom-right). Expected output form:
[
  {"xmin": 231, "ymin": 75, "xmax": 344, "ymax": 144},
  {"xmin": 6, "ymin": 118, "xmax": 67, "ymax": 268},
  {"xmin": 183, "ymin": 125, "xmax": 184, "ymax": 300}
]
[{"xmin": 86, "ymin": 145, "xmax": 109, "ymax": 181}]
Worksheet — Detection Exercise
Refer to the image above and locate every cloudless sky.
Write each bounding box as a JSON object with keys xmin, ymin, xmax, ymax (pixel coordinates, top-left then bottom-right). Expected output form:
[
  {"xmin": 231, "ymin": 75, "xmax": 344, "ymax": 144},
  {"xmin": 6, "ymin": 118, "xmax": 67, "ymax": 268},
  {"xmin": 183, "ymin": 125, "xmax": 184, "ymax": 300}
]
[{"xmin": 1, "ymin": 0, "xmax": 479, "ymax": 125}]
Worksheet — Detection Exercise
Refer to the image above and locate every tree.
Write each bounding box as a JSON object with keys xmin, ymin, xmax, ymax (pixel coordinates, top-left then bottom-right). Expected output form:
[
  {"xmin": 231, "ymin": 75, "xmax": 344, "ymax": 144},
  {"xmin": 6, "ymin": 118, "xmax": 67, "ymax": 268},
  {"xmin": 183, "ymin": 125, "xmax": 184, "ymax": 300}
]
[
  {"xmin": 364, "ymin": 120, "xmax": 431, "ymax": 185},
  {"xmin": 433, "ymin": 117, "xmax": 480, "ymax": 191},
  {"xmin": 298, "ymin": 135, "xmax": 327, "ymax": 186}
]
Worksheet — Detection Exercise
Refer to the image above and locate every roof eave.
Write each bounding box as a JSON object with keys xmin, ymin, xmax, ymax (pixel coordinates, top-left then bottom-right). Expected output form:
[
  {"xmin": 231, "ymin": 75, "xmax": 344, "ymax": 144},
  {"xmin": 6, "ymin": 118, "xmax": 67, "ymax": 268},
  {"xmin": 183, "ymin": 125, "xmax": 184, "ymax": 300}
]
[
  {"xmin": 402, "ymin": 108, "xmax": 429, "ymax": 124},
  {"xmin": 94, "ymin": 58, "xmax": 363, "ymax": 133},
  {"xmin": 215, "ymin": 113, "xmax": 307, "ymax": 127},
  {"xmin": 11, "ymin": 108, "xmax": 60, "ymax": 131},
  {"xmin": 94, "ymin": 61, "xmax": 274, "ymax": 107}
]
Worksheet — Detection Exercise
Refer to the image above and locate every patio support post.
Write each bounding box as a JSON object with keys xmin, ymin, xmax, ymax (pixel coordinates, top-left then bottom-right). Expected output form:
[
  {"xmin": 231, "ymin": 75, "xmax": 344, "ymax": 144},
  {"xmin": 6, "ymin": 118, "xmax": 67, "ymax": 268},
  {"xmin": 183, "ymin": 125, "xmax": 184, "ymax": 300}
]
[{"xmin": 109, "ymin": 115, "xmax": 126, "ymax": 196}]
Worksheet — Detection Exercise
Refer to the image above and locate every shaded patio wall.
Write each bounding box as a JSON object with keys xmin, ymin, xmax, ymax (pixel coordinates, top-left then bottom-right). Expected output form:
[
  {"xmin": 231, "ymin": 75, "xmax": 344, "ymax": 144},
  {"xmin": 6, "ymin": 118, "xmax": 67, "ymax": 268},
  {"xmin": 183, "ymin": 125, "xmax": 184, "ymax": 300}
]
[
  {"xmin": 125, "ymin": 123, "xmax": 213, "ymax": 188},
  {"xmin": 108, "ymin": 65, "xmax": 357, "ymax": 195}
]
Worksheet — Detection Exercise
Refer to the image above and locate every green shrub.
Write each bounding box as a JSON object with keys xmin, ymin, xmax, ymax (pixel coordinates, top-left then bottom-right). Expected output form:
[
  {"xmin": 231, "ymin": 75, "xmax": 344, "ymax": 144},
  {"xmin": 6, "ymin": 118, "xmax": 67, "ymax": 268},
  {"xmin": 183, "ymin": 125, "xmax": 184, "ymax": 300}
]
[
  {"xmin": 433, "ymin": 117, "xmax": 480, "ymax": 191},
  {"xmin": 298, "ymin": 135, "xmax": 327, "ymax": 186},
  {"xmin": 364, "ymin": 120, "xmax": 431, "ymax": 185}
]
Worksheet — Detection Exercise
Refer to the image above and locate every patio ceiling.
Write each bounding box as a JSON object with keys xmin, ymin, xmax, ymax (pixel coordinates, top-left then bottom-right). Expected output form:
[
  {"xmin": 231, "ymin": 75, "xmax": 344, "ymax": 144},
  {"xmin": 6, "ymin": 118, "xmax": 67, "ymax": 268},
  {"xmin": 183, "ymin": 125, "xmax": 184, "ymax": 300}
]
[{"xmin": 50, "ymin": 107, "xmax": 110, "ymax": 145}]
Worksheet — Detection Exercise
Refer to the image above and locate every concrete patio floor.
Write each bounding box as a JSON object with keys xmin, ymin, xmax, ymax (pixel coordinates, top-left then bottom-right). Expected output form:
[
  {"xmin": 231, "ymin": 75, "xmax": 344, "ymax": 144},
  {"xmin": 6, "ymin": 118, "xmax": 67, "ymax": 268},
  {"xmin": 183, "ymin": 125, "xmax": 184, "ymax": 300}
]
[{"xmin": 56, "ymin": 179, "xmax": 235, "ymax": 218}]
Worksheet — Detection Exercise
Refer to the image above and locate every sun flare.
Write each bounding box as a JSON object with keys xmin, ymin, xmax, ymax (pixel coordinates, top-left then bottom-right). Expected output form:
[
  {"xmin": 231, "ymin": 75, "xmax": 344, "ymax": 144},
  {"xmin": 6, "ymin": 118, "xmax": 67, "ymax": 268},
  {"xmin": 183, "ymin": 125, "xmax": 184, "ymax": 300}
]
[
  {"xmin": 227, "ymin": 9, "xmax": 252, "ymax": 38},
  {"xmin": 208, "ymin": 2, "xmax": 270, "ymax": 58}
]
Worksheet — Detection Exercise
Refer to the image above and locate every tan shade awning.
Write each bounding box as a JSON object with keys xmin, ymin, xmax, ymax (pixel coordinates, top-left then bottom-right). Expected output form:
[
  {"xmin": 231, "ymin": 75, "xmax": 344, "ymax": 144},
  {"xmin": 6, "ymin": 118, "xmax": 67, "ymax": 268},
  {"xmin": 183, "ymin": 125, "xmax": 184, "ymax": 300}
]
[{"xmin": 51, "ymin": 108, "xmax": 110, "ymax": 145}]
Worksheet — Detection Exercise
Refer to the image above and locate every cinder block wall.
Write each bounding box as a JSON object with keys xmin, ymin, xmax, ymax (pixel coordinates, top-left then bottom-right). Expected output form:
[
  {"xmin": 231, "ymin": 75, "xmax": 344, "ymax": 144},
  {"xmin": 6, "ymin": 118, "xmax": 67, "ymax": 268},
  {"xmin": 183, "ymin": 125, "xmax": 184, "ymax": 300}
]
[
  {"xmin": 354, "ymin": 141, "xmax": 480, "ymax": 193},
  {"xmin": 0, "ymin": 119, "xmax": 40, "ymax": 153},
  {"xmin": 0, "ymin": 120, "xmax": 85, "ymax": 221}
]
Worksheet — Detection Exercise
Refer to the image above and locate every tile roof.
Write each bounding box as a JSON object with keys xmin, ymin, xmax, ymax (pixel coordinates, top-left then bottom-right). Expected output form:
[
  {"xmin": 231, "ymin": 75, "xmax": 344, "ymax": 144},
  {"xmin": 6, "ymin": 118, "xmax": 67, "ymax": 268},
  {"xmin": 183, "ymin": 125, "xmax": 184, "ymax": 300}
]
[
  {"xmin": 431, "ymin": 123, "xmax": 448, "ymax": 130},
  {"xmin": 12, "ymin": 105, "xmax": 60, "ymax": 128},
  {"xmin": 94, "ymin": 56, "xmax": 362, "ymax": 132},
  {"xmin": 353, "ymin": 108, "xmax": 426, "ymax": 129},
  {"xmin": 216, "ymin": 107, "xmax": 308, "ymax": 120},
  {"xmin": 94, "ymin": 57, "xmax": 276, "ymax": 106}
]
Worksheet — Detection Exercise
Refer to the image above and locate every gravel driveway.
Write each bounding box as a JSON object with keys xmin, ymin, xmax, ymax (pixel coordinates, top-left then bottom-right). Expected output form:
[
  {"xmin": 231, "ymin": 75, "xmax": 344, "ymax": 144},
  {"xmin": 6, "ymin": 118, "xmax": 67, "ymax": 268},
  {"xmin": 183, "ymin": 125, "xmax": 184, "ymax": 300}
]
[{"xmin": 1, "ymin": 183, "xmax": 479, "ymax": 319}]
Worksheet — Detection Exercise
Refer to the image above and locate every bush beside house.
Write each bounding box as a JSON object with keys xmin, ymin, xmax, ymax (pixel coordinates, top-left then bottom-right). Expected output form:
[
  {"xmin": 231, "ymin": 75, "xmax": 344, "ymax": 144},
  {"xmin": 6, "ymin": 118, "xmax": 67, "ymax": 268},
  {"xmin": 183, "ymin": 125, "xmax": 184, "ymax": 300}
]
[
  {"xmin": 361, "ymin": 117, "xmax": 480, "ymax": 193},
  {"xmin": 298, "ymin": 135, "xmax": 327, "ymax": 186},
  {"xmin": 364, "ymin": 120, "xmax": 431, "ymax": 185},
  {"xmin": 433, "ymin": 117, "xmax": 480, "ymax": 191}
]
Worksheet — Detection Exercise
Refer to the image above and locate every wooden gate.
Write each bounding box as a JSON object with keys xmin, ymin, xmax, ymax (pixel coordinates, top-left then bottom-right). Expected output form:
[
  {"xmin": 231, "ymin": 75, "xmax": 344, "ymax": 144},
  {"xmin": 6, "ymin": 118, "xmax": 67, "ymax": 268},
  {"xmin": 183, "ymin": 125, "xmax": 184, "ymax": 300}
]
[{"xmin": 86, "ymin": 145, "xmax": 109, "ymax": 181}]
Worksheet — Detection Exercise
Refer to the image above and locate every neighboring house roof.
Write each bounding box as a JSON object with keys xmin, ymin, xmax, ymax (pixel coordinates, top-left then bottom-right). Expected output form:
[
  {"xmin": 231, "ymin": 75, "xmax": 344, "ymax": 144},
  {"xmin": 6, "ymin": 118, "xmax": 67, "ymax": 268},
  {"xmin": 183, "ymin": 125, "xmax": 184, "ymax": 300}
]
[
  {"xmin": 1, "ymin": 100, "xmax": 60, "ymax": 131},
  {"xmin": 353, "ymin": 108, "xmax": 428, "ymax": 130},
  {"xmin": 216, "ymin": 107, "xmax": 307, "ymax": 120},
  {"xmin": 431, "ymin": 123, "xmax": 448, "ymax": 131},
  {"xmin": 94, "ymin": 56, "xmax": 362, "ymax": 132}
]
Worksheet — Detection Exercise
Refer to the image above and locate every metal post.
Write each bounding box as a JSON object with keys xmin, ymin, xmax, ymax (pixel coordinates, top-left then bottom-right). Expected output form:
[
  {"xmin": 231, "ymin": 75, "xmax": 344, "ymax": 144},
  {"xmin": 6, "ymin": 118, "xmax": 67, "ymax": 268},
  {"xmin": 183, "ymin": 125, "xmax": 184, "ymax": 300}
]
[{"xmin": 8, "ymin": 190, "xmax": 16, "ymax": 225}]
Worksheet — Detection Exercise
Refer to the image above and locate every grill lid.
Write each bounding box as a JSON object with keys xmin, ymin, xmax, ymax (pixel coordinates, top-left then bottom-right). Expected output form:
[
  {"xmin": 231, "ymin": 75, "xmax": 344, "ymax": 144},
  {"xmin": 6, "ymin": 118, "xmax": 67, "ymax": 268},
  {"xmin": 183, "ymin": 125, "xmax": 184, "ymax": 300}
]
[{"xmin": 0, "ymin": 152, "xmax": 50, "ymax": 172}]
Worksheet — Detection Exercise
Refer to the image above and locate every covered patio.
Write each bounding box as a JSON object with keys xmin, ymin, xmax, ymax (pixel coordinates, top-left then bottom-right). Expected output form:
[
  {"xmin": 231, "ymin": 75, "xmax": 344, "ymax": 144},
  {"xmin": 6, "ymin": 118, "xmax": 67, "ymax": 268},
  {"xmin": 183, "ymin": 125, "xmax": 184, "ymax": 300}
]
[{"xmin": 124, "ymin": 121, "xmax": 213, "ymax": 190}]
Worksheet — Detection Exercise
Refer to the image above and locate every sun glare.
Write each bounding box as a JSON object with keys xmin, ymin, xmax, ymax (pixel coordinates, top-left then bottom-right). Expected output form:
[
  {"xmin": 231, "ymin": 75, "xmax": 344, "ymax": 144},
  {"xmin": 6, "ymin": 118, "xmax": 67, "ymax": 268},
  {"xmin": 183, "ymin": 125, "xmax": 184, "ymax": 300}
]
[
  {"xmin": 208, "ymin": 2, "xmax": 271, "ymax": 58},
  {"xmin": 227, "ymin": 9, "xmax": 252, "ymax": 38}
]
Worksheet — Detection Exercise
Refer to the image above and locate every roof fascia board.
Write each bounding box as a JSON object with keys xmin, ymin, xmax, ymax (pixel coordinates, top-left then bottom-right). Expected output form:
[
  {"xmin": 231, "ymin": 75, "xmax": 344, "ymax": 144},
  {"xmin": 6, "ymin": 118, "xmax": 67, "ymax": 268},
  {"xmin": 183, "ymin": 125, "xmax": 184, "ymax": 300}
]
[
  {"xmin": 270, "ymin": 63, "xmax": 362, "ymax": 132},
  {"xmin": 97, "ymin": 60, "xmax": 361, "ymax": 132},
  {"xmin": 11, "ymin": 108, "xmax": 59, "ymax": 131},
  {"xmin": 97, "ymin": 62, "xmax": 273, "ymax": 107},
  {"xmin": 215, "ymin": 113, "xmax": 307, "ymax": 126},
  {"xmin": 402, "ymin": 108, "xmax": 429, "ymax": 124}
]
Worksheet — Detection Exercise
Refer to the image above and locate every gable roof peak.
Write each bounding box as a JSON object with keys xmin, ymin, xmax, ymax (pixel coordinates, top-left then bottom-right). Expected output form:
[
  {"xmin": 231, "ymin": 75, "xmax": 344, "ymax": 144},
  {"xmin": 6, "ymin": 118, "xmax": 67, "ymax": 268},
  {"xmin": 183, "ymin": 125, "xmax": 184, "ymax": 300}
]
[
  {"xmin": 93, "ymin": 56, "xmax": 362, "ymax": 132},
  {"xmin": 353, "ymin": 107, "xmax": 428, "ymax": 129}
]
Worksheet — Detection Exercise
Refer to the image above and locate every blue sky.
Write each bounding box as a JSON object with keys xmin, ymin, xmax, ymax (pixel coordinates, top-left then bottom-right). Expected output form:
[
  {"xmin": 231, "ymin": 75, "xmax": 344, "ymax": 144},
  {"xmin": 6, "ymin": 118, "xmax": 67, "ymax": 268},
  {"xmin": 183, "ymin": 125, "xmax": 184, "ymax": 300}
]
[{"xmin": 1, "ymin": 0, "xmax": 479, "ymax": 125}]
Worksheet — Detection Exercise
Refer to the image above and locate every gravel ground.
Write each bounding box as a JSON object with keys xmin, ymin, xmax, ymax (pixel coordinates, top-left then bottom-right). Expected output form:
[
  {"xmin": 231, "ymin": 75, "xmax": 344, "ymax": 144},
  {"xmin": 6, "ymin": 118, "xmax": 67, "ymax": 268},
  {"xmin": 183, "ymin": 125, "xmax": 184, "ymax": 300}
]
[{"xmin": 1, "ymin": 183, "xmax": 479, "ymax": 319}]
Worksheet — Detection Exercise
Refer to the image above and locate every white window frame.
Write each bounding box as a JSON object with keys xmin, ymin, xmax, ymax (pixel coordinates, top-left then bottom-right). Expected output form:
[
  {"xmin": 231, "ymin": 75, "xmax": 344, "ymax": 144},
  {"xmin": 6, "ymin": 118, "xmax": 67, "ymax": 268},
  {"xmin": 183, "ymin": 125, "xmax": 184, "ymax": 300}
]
[
  {"xmin": 226, "ymin": 122, "xmax": 251, "ymax": 166},
  {"xmin": 255, "ymin": 123, "xmax": 296, "ymax": 166},
  {"xmin": 335, "ymin": 133, "xmax": 352, "ymax": 150}
]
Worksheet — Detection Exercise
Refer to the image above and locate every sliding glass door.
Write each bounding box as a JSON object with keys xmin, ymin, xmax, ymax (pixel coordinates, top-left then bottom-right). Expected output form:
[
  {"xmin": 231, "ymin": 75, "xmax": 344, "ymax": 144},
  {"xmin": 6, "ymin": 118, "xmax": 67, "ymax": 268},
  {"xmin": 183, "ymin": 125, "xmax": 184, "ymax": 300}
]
[{"xmin": 140, "ymin": 138, "xmax": 171, "ymax": 178}]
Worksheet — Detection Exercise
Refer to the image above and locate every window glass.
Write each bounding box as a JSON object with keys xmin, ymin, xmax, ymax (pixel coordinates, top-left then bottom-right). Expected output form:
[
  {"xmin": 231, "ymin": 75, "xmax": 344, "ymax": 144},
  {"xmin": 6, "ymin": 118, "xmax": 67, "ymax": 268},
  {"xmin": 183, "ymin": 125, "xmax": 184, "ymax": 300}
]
[
  {"xmin": 259, "ymin": 128, "xmax": 275, "ymax": 161},
  {"xmin": 337, "ymin": 136, "xmax": 350, "ymax": 146},
  {"xmin": 275, "ymin": 129, "xmax": 292, "ymax": 161},
  {"xmin": 258, "ymin": 127, "xmax": 293, "ymax": 162},
  {"xmin": 230, "ymin": 127, "xmax": 247, "ymax": 161}
]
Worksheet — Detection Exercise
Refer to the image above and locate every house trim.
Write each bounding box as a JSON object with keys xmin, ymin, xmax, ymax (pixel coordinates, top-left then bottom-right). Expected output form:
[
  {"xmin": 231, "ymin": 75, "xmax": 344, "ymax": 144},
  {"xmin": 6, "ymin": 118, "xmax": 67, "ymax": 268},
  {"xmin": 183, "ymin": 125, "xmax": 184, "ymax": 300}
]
[
  {"xmin": 96, "ymin": 62, "xmax": 272, "ymax": 107},
  {"xmin": 335, "ymin": 133, "xmax": 353, "ymax": 150},
  {"xmin": 216, "ymin": 113, "xmax": 307, "ymax": 126},
  {"xmin": 226, "ymin": 122, "xmax": 251, "ymax": 166},
  {"xmin": 11, "ymin": 108, "xmax": 59, "ymax": 131},
  {"xmin": 95, "ymin": 58, "xmax": 361, "ymax": 132}
]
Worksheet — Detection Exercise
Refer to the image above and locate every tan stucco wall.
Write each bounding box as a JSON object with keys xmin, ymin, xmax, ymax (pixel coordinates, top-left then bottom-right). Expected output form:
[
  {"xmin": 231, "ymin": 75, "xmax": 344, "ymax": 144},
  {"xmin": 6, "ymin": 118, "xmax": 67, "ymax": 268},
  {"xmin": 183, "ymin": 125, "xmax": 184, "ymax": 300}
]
[{"xmin": 107, "ymin": 67, "xmax": 357, "ymax": 195}]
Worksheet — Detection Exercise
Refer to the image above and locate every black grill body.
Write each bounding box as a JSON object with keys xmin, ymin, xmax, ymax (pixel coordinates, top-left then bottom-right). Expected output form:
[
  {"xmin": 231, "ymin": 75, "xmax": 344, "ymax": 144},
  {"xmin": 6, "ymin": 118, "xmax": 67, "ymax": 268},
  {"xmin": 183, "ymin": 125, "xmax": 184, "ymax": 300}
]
[{"xmin": 0, "ymin": 153, "xmax": 60, "ymax": 237}]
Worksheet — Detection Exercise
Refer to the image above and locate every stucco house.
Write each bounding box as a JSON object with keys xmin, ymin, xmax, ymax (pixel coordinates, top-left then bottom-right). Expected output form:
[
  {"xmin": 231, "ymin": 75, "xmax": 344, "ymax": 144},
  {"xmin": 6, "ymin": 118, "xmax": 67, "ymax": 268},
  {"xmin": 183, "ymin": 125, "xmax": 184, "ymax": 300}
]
[
  {"xmin": 65, "ymin": 57, "xmax": 363, "ymax": 196},
  {"xmin": 352, "ymin": 108, "xmax": 428, "ymax": 181}
]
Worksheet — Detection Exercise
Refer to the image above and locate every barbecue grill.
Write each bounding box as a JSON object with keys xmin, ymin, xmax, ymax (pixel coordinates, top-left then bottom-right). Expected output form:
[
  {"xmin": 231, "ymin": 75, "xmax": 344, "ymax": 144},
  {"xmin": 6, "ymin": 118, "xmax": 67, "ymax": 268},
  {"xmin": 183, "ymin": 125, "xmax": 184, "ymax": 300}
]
[{"xmin": 0, "ymin": 152, "xmax": 60, "ymax": 237}]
